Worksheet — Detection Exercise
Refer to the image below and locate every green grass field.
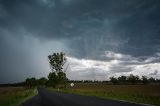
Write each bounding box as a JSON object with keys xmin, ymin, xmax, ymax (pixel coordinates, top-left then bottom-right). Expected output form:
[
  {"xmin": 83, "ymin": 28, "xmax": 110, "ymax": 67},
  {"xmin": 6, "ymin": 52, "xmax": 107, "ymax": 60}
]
[
  {"xmin": 51, "ymin": 83, "xmax": 160, "ymax": 106},
  {"xmin": 0, "ymin": 87, "xmax": 37, "ymax": 106}
]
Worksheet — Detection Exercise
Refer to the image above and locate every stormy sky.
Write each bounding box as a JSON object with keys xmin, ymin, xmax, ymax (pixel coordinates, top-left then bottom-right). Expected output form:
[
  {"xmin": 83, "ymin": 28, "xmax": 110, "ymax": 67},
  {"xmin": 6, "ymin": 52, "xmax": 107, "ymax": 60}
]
[{"xmin": 0, "ymin": 0, "xmax": 160, "ymax": 83}]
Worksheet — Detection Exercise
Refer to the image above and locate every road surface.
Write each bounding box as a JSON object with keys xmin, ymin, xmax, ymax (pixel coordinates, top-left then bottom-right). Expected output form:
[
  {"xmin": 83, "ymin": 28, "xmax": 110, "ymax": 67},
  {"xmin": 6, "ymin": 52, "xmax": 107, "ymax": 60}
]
[{"xmin": 21, "ymin": 88, "xmax": 151, "ymax": 106}]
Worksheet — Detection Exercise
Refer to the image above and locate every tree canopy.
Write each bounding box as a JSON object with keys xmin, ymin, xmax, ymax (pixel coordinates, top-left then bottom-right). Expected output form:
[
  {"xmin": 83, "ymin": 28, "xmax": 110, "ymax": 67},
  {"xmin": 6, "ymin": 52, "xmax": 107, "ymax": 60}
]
[{"xmin": 48, "ymin": 52, "xmax": 67, "ymax": 72}]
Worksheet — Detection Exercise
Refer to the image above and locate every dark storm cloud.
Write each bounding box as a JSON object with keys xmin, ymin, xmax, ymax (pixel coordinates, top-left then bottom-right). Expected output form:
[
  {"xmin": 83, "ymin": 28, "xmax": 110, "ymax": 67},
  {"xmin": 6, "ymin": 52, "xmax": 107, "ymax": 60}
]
[
  {"xmin": 1, "ymin": 0, "xmax": 160, "ymax": 57},
  {"xmin": 1, "ymin": 0, "xmax": 160, "ymax": 39},
  {"xmin": 66, "ymin": 0, "xmax": 160, "ymax": 58},
  {"xmin": 0, "ymin": 28, "xmax": 65, "ymax": 83},
  {"xmin": 0, "ymin": 33, "xmax": 34, "ymax": 83},
  {"xmin": 0, "ymin": 0, "xmax": 160, "ymax": 83}
]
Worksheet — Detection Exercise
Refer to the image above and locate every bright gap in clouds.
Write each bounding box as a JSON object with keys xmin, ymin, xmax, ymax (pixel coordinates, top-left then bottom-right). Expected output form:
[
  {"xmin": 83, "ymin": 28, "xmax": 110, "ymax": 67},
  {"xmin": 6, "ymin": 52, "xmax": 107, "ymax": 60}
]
[{"xmin": 66, "ymin": 51, "xmax": 160, "ymax": 81}]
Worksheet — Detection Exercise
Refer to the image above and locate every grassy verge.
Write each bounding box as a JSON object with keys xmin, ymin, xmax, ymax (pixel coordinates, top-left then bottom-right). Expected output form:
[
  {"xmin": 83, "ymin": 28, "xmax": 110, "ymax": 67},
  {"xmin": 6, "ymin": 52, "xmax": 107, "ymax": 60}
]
[
  {"xmin": 0, "ymin": 87, "xmax": 37, "ymax": 106},
  {"xmin": 49, "ymin": 84, "xmax": 160, "ymax": 106}
]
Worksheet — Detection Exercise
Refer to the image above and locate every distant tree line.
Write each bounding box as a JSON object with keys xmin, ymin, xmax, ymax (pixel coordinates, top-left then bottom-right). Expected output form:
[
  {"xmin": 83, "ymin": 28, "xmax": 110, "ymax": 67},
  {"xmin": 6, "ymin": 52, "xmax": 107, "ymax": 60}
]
[
  {"xmin": 109, "ymin": 74, "xmax": 159, "ymax": 84},
  {"xmin": 68, "ymin": 75, "xmax": 160, "ymax": 85},
  {"xmin": 0, "ymin": 82, "xmax": 25, "ymax": 87},
  {"xmin": 25, "ymin": 74, "xmax": 160, "ymax": 88},
  {"xmin": 25, "ymin": 75, "xmax": 159, "ymax": 88},
  {"xmin": 25, "ymin": 77, "xmax": 47, "ymax": 88}
]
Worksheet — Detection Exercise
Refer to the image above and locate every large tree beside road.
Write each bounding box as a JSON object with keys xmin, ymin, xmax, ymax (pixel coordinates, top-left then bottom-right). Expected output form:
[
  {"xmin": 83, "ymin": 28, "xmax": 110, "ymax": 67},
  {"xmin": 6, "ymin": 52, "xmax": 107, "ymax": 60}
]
[{"xmin": 47, "ymin": 52, "xmax": 67, "ymax": 88}]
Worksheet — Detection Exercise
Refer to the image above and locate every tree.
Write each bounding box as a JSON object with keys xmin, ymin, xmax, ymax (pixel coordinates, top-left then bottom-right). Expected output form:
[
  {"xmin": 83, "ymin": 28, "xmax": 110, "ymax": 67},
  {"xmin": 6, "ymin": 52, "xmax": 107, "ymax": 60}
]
[
  {"xmin": 118, "ymin": 76, "xmax": 127, "ymax": 83},
  {"xmin": 25, "ymin": 78, "xmax": 31, "ymax": 88},
  {"xmin": 127, "ymin": 74, "xmax": 139, "ymax": 84},
  {"xmin": 48, "ymin": 52, "xmax": 67, "ymax": 88},
  {"xmin": 57, "ymin": 71, "xmax": 68, "ymax": 88},
  {"xmin": 37, "ymin": 77, "xmax": 48, "ymax": 86},
  {"xmin": 141, "ymin": 76, "xmax": 148, "ymax": 84},
  {"xmin": 48, "ymin": 52, "xmax": 67, "ymax": 72},
  {"xmin": 47, "ymin": 72, "xmax": 58, "ymax": 87},
  {"xmin": 149, "ymin": 77, "xmax": 156, "ymax": 83},
  {"xmin": 110, "ymin": 77, "xmax": 118, "ymax": 84},
  {"xmin": 25, "ymin": 77, "xmax": 37, "ymax": 88}
]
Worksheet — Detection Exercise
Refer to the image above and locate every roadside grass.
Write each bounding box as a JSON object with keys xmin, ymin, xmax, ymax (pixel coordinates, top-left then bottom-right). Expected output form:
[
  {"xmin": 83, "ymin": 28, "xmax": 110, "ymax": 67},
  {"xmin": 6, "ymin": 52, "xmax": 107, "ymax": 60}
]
[
  {"xmin": 0, "ymin": 87, "xmax": 37, "ymax": 106},
  {"xmin": 49, "ymin": 83, "xmax": 160, "ymax": 106}
]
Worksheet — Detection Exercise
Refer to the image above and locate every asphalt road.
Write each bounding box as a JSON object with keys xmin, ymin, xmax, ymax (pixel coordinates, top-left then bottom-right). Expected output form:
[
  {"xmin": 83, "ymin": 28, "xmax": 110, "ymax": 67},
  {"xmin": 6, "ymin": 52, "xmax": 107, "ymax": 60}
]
[{"xmin": 21, "ymin": 88, "xmax": 151, "ymax": 106}]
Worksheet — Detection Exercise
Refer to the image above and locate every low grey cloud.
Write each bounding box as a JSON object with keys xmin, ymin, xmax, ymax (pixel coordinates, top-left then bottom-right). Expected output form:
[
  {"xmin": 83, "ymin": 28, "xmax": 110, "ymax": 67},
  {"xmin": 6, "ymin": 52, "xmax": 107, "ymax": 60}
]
[
  {"xmin": 66, "ymin": 51, "xmax": 160, "ymax": 80},
  {"xmin": 150, "ymin": 70, "xmax": 158, "ymax": 75}
]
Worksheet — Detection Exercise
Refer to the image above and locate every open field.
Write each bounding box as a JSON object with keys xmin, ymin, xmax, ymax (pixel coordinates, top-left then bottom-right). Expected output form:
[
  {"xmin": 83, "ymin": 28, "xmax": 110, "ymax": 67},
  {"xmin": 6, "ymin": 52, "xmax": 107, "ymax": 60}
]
[
  {"xmin": 51, "ymin": 83, "xmax": 160, "ymax": 106},
  {"xmin": 0, "ymin": 87, "xmax": 36, "ymax": 106}
]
